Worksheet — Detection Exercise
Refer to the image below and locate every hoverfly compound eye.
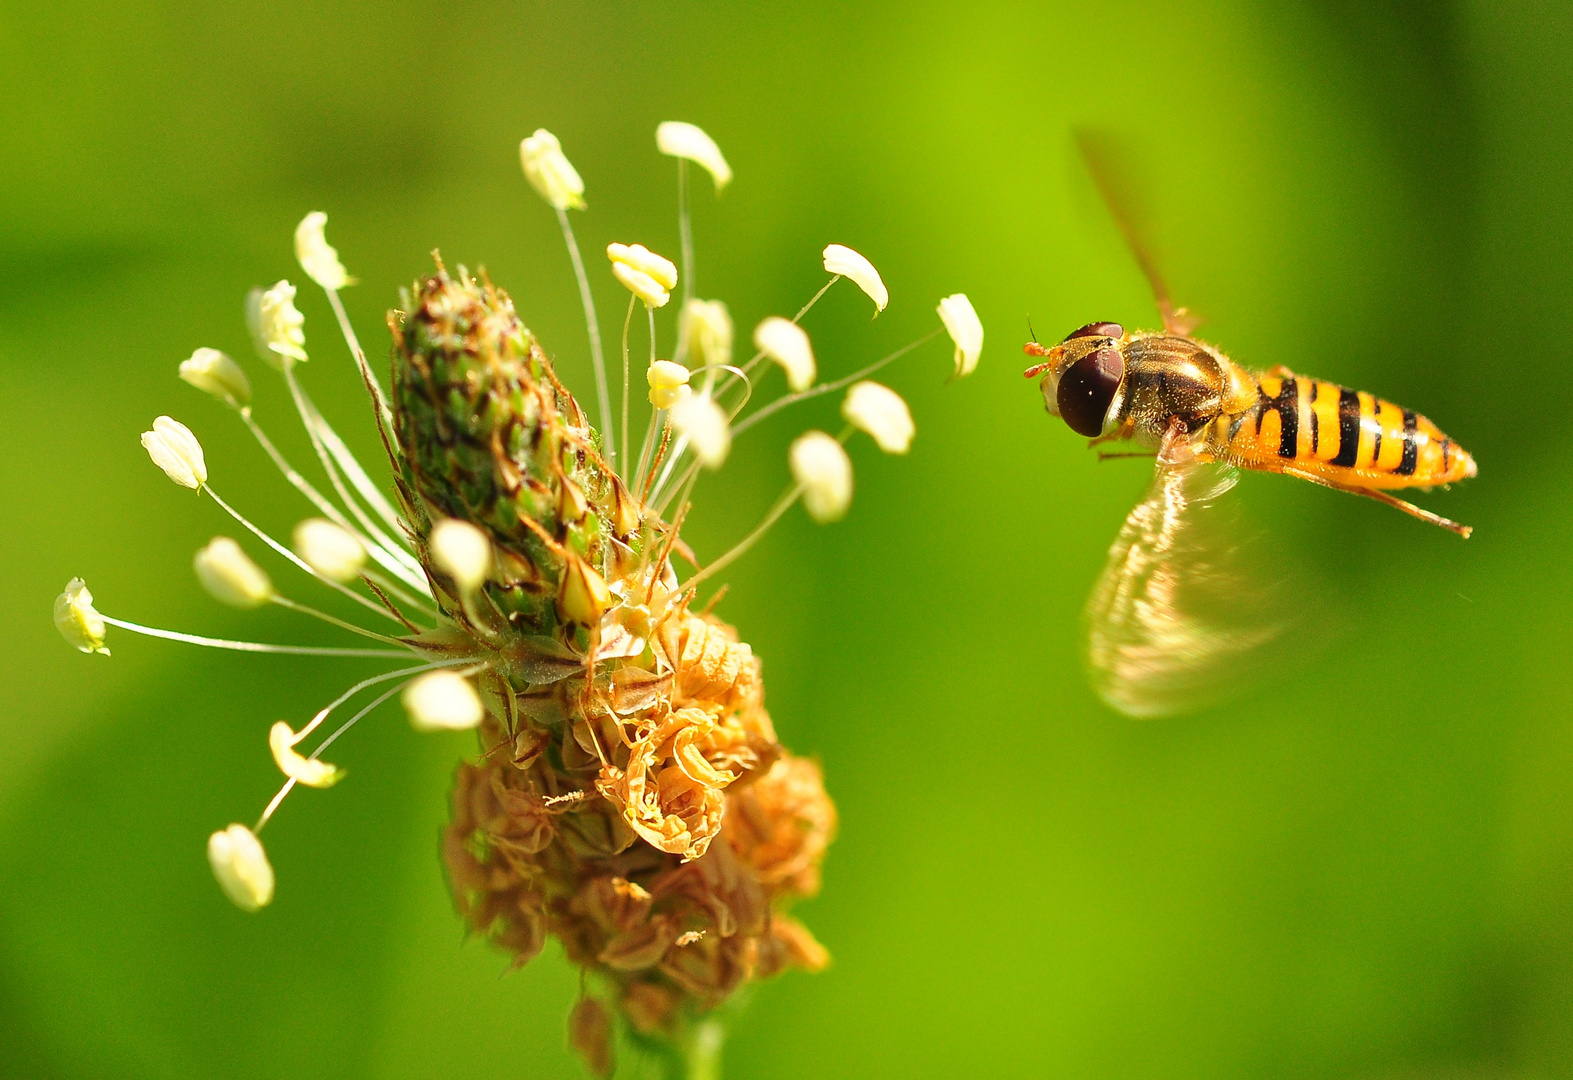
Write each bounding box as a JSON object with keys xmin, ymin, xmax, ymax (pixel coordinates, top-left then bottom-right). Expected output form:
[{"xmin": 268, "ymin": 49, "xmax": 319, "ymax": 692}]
[
  {"xmin": 1057, "ymin": 347, "xmax": 1125, "ymax": 437},
  {"xmin": 1063, "ymin": 321, "xmax": 1124, "ymax": 342}
]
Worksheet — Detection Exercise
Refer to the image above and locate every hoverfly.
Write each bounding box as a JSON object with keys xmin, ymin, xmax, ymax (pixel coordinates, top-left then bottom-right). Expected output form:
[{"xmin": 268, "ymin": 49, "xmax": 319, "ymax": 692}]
[{"xmin": 1030, "ymin": 134, "xmax": 1478, "ymax": 718}]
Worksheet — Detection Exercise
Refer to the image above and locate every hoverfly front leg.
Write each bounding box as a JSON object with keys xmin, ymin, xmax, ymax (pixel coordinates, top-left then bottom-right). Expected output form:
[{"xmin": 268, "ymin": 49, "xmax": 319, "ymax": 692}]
[{"xmin": 1087, "ymin": 416, "xmax": 1136, "ymax": 450}]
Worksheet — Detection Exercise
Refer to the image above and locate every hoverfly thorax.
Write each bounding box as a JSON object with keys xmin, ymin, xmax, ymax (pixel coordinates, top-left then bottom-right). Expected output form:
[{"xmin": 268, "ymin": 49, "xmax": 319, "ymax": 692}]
[{"xmin": 1024, "ymin": 322, "xmax": 1127, "ymax": 438}]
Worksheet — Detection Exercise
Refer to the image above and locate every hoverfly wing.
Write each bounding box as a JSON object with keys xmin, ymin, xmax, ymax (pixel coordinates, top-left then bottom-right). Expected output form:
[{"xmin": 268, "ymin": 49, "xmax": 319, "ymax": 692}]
[
  {"xmin": 1073, "ymin": 128, "xmax": 1199, "ymax": 337},
  {"xmin": 1084, "ymin": 435, "xmax": 1285, "ymax": 719}
]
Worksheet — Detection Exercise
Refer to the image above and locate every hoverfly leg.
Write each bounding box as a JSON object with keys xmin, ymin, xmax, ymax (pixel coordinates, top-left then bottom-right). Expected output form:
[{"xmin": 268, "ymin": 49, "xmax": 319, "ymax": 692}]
[
  {"xmin": 1278, "ymin": 464, "xmax": 1473, "ymax": 539},
  {"xmin": 1097, "ymin": 451, "xmax": 1158, "ymax": 462},
  {"xmin": 1087, "ymin": 416, "xmax": 1136, "ymax": 450}
]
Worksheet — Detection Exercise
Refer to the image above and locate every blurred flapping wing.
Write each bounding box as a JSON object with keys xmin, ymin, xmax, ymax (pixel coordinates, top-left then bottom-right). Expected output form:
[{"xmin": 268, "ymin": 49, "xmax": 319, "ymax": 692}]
[{"xmin": 1085, "ymin": 431, "xmax": 1284, "ymax": 719}]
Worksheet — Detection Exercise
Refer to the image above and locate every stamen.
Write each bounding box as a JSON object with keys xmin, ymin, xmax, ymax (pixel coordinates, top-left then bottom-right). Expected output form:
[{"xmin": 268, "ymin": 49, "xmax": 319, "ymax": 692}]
[
  {"xmin": 687, "ymin": 424, "xmax": 856, "ymax": 593},
  {"xmin": 620, "ymin": 295, "xmax": 636, "ymax": 478},
  {"xmin": 303, "ymin": 347, "xmax": 417, "ymax": 552},
  {"xmin": 269, "ymin": 595, "xmax": 408, "ymax": 645},
  {"xmin": 671, "ymin": 276, "xmax": 844, "ymax": 467},
  {"xmin": 732, "ymin": 328, "xmax": 941, "ymax": 438},
  {"xmin": 555, "ymin": 206, "xmax": 615, "ymax": 468},
  {"xmin": 255, "ymin": 660, "xmax": 479, "ymax": 830},
  {"xmin": 201, "ymin": 483, "xmax": 403, "ymax": 623},
  {"xmin": 286, "ymin": 369, "xmax": 426, "ymax": 579},
  {"xmin": 239, "ymin": 409, "xmax": 430, "ymax": 594},
  {"xmin": 294, "ymin": 659, "xmax": 464, "ymax": 745},
  {"xmin": 683, "ymin": 480, "xmax": 801, "ymax": 591},
  {"xmin": 677, "ymin": 158, "xmax": 695, "ymax": 307},
  {"xmin": 98, "ymin": 615, "xmax": 408, "ymax": 657},
  {"xmin": 324, "ymin": 287, "xmax": 395, "ymax": 430},
  {"xmin": 648, "ymin": 363, "xmax": 751, "ymax": 506}
]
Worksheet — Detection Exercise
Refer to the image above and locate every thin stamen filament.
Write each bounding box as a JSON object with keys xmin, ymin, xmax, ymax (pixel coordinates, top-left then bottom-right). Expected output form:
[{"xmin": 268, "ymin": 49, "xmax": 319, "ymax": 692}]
[
  {"xmin": 621, "ymin": 295, "xmax": 636, "ymax": 479},
  {"xmin": 651, "ymin": 364, "xmax": 752, "ymax": 512},
  {"xmin": 684, "ymin": 481, "xmax": 803, "ymax": 591},
  {"xmin": 634, "ymin": 406, "xmax": 664, "ymax": 496},
  {"xmin": 556, "ymin": 205, "xmax": 614, "ymax": 467},
  {"xmin": 269, "ymin": 595, "xmax": 407, "ymax": 645},
  {"xmin": 287, "ymin": 370, "xmax": 425, "ymax": 580},
  {"xmin": 325, "ymin": 287, "xmax": 395, "ymax": 430},
  {"xmin": 668, "ymin": 275, "xmax": 846, "ymax": 481},
  {"xmin": 256, "ymin": 662, "xmax": 479, "ymax": 831},
  {"xmin": 677, "ymin": 158, "xmax": 695, "ymax": 308},
  {"xmin": 294, "ymin": 658, "xmax": 464, "ymax": 744},
  {"xmin": 300, "ymin": 387, "xmax": 418, "ymax": 557},
  {"xmin": 99, "ymin": 615, "xmax": 407, "ymax": 657},
  {"xmin": 733, "ymin": 328, "xmax": 942, "ymax": 438},
  {"xmin": 240, "ymin": 410, "xmax": 429, "ymax": 593},
  {"xmin": 202, "ymin": 484, "xmax": 402, "ymax": 623}
]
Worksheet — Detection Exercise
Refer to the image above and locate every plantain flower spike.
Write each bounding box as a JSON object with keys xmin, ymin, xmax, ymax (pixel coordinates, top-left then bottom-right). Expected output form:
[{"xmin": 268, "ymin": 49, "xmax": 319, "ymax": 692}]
[
  {"xmin": 669, "ymin": 391, "xmax": 731, "ymax": 468},
  {"xmin": 140, "ymin": 415, "xmax": 207, "ymax": 489},
  {"xmin": 822, "ymin": 244, "xmax": 888, "ymax": 314},
  {"xmin": 269, "ymin": 721, "xmax": 344, "ymax": 788},
  {"xmin": 207, "ymin": 824, "xmax": 274, "ymax": 912},
  {"xmin": 790, "ymin": 431, "xmax": 854, "ymax": 523},
  {"xmin": 402, "ymin": 670, "xmax": 483, "ymax": 732},
  {"xmin": 54, "ymin": 578, "xmax": 108, "ymax": 655},
  {"xmin": 679, "ymin": 298, "xmax": 733, "ymax": 369},
  {"xmin": 294, "ymin": 211, "xmax": 352, "ymax": 291},
  {"xmin": 842, "ymin": 381, "xmax": 914, "ymax": 454},
  {"xmin": 291, "ymin": 518, "xmax": 365, "ymax": 582},
  {"xmin": 646, "ymin": 360, "xmax": 692, "ymax": 409},
  {"xmin": 194, "ymin": 537, "xmax": 273, "ymax": 609},
  {"xmin": 179, "ymin": 347, "xmax": 251, "ymax": 409},
  {"xmin": 429, "ymin": 518, "xmax": 491, "ymax": 594},
  {"xmin": 520, "ymin": 128, "xmax": 586, "ymax": 210},
  {"xmin": 937, "ymin": 293, "xmax": 983, "ymax": 378},
  {"xmin": 257, "ymin": 280, "xmax": 308, "ymax": 363},
  {"xmin": 754, "ymin": 317, "xmax": 816, "ymax": 391},
  {"xmin": 656, "ymin": 120, "xmax": 732, "ymax": 191},
  {"xmin": 61, "ymin": 128, "xmax": 983, "ymax": 1069},
  {"xmin": 607, "ymin": 243, "xmax": 677, "ymax": 308}
]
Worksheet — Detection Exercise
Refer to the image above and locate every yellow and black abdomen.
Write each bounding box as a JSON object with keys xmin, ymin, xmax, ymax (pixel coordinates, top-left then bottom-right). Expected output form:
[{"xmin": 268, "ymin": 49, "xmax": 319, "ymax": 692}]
[{"xmin": 1208, "ymin": 371, "xmax": 1476, "ymax": 489}]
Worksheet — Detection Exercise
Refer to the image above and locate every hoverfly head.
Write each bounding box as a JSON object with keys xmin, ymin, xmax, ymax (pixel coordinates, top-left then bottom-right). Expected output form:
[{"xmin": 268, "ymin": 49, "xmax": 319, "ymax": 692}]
[{"xmin": 1023, "ymin": 322, "xmax": 1127, "ymax": 438}]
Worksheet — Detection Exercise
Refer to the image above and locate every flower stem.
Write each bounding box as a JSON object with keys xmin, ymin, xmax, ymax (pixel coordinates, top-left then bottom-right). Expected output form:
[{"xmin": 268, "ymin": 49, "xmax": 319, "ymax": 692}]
[{"xmin": 684, "ymin": 1018, "xmax": 724, "ymax": 1080}]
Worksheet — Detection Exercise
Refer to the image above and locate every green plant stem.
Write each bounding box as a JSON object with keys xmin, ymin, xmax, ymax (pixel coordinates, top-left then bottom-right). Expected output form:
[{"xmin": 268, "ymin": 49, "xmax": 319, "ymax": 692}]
[{"xmin": 684, "ymin": 1018, "xmax": 724, "ymax": 1080}]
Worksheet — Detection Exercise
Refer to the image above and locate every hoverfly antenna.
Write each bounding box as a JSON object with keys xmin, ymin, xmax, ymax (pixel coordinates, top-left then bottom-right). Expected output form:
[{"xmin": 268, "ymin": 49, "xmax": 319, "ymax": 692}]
[{"xmin": 1027, "ymin": 316, "xmax": 1039, "ymax": 344}]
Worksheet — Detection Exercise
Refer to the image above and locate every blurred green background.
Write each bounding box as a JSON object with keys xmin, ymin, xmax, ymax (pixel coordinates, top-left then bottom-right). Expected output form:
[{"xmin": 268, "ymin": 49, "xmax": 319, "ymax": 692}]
[{"xmin": 3, "ymin": 1, "xmax": 1571, "ymax": 1076}]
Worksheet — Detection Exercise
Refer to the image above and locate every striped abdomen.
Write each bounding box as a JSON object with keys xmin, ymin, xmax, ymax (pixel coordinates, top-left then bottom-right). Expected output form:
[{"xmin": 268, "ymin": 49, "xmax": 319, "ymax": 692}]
[{"xmin": 1208, "ymin": 371, "xmax": 1476, "ymax": 489}]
